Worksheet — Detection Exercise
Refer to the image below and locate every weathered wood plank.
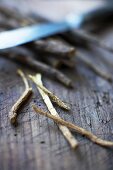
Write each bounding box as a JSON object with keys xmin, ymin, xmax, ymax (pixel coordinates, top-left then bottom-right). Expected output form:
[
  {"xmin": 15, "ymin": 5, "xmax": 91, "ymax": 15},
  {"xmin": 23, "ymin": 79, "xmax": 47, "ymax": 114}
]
[{"xmin": 0, "ymin": 1, "xmax": 113, "ymax": 170}]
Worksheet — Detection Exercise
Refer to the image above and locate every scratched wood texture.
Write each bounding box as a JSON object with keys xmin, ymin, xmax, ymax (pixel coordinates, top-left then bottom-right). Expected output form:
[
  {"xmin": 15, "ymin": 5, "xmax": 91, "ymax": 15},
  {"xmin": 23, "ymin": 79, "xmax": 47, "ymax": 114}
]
[{"xmin": 1, "ymin": 1, "xmax": 113, "ymax": 170}]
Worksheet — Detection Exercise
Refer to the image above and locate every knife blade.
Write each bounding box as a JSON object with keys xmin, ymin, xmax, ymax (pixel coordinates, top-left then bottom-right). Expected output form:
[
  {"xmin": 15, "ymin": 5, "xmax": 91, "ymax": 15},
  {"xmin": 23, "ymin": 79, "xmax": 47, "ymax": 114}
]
[{"xmin": 0, "ymin": 4, "xmax": 113, "ymax": 50}]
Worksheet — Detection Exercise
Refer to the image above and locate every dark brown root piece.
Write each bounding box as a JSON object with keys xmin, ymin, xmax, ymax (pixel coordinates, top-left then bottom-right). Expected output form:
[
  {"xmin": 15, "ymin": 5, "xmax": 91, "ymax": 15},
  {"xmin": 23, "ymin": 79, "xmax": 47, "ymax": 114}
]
[
  {"xmin": 72, "ymin": 29, "xmax": 113, "ymax": 53},
  {"xmin": 42, "ymin": 57, "xmax": 75, "ymax": 68},
  {"xmin": 34, "ymin": 38, "xmax": 76, "ymax": 59},
  {"xmin": 1, "ymin": 48, "xmax": 72, "ymax": 87},
  {"xmin": 77, "ymin": 51, "xmax": 112, "ymax": 82}
]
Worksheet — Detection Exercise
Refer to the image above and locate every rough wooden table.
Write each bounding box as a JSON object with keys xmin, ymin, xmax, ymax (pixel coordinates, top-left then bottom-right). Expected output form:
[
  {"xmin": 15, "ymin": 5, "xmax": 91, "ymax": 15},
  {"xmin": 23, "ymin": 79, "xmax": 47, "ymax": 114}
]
[{"xmin": 0, "ymin": 1, "xmax": 113, "ymax": 170}]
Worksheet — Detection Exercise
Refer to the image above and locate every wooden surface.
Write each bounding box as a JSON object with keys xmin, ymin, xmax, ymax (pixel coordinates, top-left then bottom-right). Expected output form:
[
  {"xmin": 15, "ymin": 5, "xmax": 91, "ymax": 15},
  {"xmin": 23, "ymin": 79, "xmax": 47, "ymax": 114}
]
[{"xmin": 1, "ymin": 1, "xmax": 113, "ymax": 170}]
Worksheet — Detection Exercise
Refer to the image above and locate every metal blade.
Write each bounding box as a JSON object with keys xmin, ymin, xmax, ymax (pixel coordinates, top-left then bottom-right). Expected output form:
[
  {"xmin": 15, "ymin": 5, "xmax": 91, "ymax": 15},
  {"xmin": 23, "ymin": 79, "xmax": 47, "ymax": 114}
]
[{"xmin": 0, "ymin": 22, "xmax": 68, "ymax": 50}]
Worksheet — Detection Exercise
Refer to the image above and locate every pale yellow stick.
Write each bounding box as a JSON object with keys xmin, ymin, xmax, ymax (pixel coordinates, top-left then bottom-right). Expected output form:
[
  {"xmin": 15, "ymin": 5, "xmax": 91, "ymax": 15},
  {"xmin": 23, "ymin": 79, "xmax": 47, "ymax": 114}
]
[
  {"xmin": 9, "ymin": 69, "xmax": 32, "ymax": 125},
  {"xmin": 29, "ymin": 75, "xmax": 70, "ymax": 110},
  {"xmin": 33, "ymin": 105, "xmax": 113, "ymax": 147},
  {"xmin": 31, "ymin": 73, "xmax": 78, "ymax": 149}
]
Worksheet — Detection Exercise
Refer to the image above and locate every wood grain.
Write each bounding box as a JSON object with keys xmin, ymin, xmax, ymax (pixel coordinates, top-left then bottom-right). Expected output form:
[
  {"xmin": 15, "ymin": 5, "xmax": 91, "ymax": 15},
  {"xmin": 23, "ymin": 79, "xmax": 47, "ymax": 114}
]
[{"xmin": 0, "ymin": 1, "xmax": 113, "ymax": 170}]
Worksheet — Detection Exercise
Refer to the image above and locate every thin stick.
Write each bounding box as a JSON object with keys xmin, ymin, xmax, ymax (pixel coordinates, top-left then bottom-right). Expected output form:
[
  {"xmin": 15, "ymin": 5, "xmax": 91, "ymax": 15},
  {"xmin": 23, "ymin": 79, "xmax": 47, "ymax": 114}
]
[
  {"xmin": 41, "ymin": 57, "xmax": 74, "ymax": 69},
  {"xmin": 76, "ymin": 51, "xmax": 112, "ymax": 82},
  {"xmin": 33, "ymin": 74, "xmax": 78, "ymax": 149},
  {"xmin": 9, "ymin": 69, "xmax": 32, "ymax": 125},
  {"xmin": 29, "ymin": 74, "xmax": 70, "ymax": 110},
  {"xmin": 71, "ymin": 29, "xmax": 113, "ymax": 53},
  {"xmin": 33, "ymin": 105, "xmax": 113, "ymax": 147}
]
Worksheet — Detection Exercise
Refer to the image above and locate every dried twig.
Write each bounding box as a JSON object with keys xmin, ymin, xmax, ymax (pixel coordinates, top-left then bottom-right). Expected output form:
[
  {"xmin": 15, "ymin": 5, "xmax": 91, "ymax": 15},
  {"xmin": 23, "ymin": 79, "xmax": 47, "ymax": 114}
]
[
  {"xmin": 32, "ymin": 74, "xmax": 78, "ymax": 149},
  {"xmin": 59, "ymin": 59, "xmax": 75, "ymax": 68},
  {"xmin": 29, "ymin": 74, "xmax": 70, "ymax": 110},
  {"xmin": 41, "ymin": 57, "xmax": 62, "ymax": 68},
  {"xmin": 69, "ymin": 29, "xmax": 113, "ymax": 53},
  {"xmin": 33, "ymin": 105, "xmax": 113, "ymax": 147},
  {"xmin": 9, "ymin": 69, "xmax": 32, "ymax": 125},
  {"xmin": 33, "ymin": 38, "xmax": 76, "ymax": 59},
  {"xmin": 1, "ymin": 47, "xmax": 72, "ymax": 87},
  {"xmin": 76, "ymin": 51, "xmax": 112, "ymax": 82},
  {"xmin": 41, "ymin": 55, "xmax": 75, "ymax": 69}
]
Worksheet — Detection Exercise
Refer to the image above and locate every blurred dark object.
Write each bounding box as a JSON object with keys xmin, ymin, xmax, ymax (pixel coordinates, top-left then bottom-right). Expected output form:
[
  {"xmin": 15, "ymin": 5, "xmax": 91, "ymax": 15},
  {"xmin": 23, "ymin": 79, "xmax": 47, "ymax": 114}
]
[{"xmin": 82, "ymin": 4, "xmax": 113, "ymax": 32}]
